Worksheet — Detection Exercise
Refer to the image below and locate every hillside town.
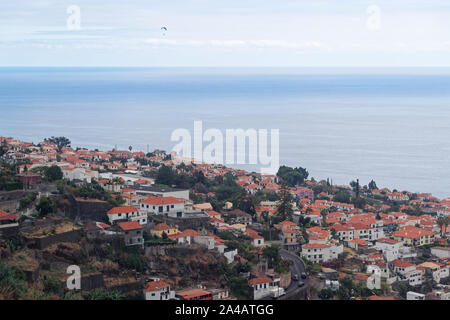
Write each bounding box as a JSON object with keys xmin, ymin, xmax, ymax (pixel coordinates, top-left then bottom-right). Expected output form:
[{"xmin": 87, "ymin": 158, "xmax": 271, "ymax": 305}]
[{"xmin": 0, "ymin": 135, "xmax": 449, "ymax": 301}]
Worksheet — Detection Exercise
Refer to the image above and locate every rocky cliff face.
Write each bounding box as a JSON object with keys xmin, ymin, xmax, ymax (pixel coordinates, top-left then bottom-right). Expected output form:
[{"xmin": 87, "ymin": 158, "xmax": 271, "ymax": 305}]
[{"xmin": 146, "ymin": 246, "xmax": 226, "ymax": 287}]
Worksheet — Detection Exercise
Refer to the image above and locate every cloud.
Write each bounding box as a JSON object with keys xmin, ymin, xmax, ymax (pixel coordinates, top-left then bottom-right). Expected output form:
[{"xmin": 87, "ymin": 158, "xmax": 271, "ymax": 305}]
[{"xmin": 142, "ymin": 38, "xmax": 325, "ymax": 50}]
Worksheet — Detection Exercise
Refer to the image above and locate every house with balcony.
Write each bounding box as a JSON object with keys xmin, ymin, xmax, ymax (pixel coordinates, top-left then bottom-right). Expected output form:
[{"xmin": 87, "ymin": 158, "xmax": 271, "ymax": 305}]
[
  {"xmin": 140, "ymin": 196, "xmax": 185, "ymax": 218},
  {"xmin": 393, "ymin": 226, "xmax": 435, "ymax": 247},
  {"xmin": 144, "ymin": 280, "xmax": 175, "ymax": 300}
]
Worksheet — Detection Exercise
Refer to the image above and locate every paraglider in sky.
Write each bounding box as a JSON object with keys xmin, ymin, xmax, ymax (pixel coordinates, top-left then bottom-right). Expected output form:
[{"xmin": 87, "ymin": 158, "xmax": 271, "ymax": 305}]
[{"xmin": 161, "ymin": 27, "xmax": 167, "ymax": 36}]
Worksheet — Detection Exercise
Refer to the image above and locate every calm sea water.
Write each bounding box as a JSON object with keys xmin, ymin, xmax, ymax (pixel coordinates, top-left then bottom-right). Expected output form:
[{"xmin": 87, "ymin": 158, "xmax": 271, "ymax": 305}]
[{"xmin": 0, "ymin": 67, "xmax": 449, "ymax": 198}]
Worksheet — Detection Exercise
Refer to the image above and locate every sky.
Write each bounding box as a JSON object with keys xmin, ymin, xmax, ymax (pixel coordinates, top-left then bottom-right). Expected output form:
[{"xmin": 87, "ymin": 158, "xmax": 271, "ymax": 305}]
[{"xmin": 1, "ymin": 0, "xmax": 450, "ymax": 67}]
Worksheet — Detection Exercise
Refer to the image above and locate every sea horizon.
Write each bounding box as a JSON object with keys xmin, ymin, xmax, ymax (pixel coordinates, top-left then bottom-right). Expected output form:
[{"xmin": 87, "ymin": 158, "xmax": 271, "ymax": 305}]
[{"xmin": 1, "ymin": 66, "xmax": 449, "ymax": 198}]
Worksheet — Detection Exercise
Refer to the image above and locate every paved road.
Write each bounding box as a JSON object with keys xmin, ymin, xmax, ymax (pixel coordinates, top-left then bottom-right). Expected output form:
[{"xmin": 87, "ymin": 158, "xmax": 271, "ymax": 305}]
[{"xmin": 280, "ymin": 249, "xmax": 308, "ymax": 295}]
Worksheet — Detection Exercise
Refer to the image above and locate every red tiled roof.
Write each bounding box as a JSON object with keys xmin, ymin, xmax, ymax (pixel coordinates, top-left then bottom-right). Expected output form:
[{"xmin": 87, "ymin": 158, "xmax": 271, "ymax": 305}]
[
  {"xmin": 168, "ymin": 229, "xmax": 200, "ymax": 239},
  {"xmin": 176, "ymin": 288, "xmax": 212, "ymax": 299},
  {"xmin": 145, "ymin": 281, "xmax": 170, "ymax": 292},
  {"xmin": 119, "ymin": 221, "xmax": 142, "ymax": 231},
  {"xmin": 107, "ymin": 206, "xmax": 137, "ymax": 215},
  {"xmin": 0, "ymin": 210, "xmax": 18, "ymax": 221},
  {"xmin": 97, "ymin": 222, "xmax": 111, "ymax": 229},
  {"xmin": 152, "ymin": 223, "xmax": 175, "ymax": 231},
  {"xmin": 142, "ymin": 196, "xmax": 184, "ymax": 205},
  {"xmin": 248, "ymin": 277, "xmax": 272, "ymax": 285},
  {"xmin": 279, "ymin": 220, "xmax": 297, "ymax": 226},
  {"xmin": 393, "ymin": 226, "xmax": 434, "ymax": 239},
  {"xmin": 367, "ymin": 296, "xmax": 395, "ymax": 300},
  {"xmin": 302, "ymin": 243, "xmax": 330, "ymax": 249},
  {"xmin": 391, "ymin": 259, "xmax": 414, "ymax": 268}
]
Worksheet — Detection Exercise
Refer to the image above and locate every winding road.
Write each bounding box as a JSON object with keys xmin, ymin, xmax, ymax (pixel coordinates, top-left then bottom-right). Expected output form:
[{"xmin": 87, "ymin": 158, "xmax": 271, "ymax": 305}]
[{"xmin": 280, "ymin": 249, "xmax": 309, "ymax": 298}]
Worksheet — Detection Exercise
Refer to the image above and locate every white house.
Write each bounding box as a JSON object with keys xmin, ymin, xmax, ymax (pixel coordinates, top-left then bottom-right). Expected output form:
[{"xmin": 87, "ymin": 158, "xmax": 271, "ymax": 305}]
[
  {"xmin": 431, "ymin": 247, "xmax": 450, "ymax": 259},
  {"xmin": 301, "ymin": 242, "xmax": 343, "ymax": 264},
  {"xmin": 144, "ymin": 280, "xmax": 175, "ymax": 300},
  {"xmin": 374, "ymin": 238, "xmax": 404, "ymax": 262},
  {"xmin": 246, "ymin": 230, "xmax": 264, "ymax": 247},
  {"xmin": 248, "ymin": 277, "xmax": 277, "ymax": 300},
  {"xmin": 62, "ymin": 167, "xmax": 99, "ymax": 183},
  {"xmin": 107, "ymin": 206, "xmax": 147, "ymax": 225},
  {"xmin": 140, "ymin": 196, "xmax": 185, "ymax": 217},
  {"xmin": 390, "ymin": 260, "xmax": 423, "ymax": 286}
]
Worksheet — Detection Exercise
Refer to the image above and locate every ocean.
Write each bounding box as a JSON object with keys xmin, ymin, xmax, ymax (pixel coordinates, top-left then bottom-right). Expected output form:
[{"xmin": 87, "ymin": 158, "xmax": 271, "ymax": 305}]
[{"xmin": 0, "ymin": 67, "xmax": 449, "ymax": 198}]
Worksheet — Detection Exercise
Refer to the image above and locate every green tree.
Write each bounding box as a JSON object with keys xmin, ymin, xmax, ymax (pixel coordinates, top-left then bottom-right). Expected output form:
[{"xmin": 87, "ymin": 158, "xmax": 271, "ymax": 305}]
[
  {"xmin": 277, "ymin": 165, "xmax": 309, "ymax": 186},
  {"xmin": 0, "ymin": 262, "xmax": 27, "ymax": 299},
  {"xmin": 44, "ymin": 136, "xmax": 71, "ymax": 150},
  {"xmin": 318, "ymin": 288, "xmax": 334, "ymax": 300},
  {"xmin": 230, "ymin": 277, "xmax": 251, "ymax": 299},
  {"xmin": 368, "ymin": 180, "xmax": 378, "ymax": 190},
  {"xmin": 320, "ymin": 208, "xmax": 329, "ymax": 226},
  {"xmin": 45, "ymin": 165, "xmax": 63, "ymax": 181},
  {"xmin": 262, "ymin": 244, "xmax": 280, "ymax": 268},
  {"xmin": 277, "ymin": 184, "xmax": 293, "ymax": 219},
  {"xmin": 334, "ymin": 191, "xmax": 351, "ymax": 203},
  {"xmin": 437, "ymin": 216, "xmax": 450, "ymax": 236},
  {"xmin": 36, "ymin": 196, "xmax": 55, "ymax": 217},
  {"xmin": 155, "ymin": 165, "xmax": 176, "ymax": 186}
]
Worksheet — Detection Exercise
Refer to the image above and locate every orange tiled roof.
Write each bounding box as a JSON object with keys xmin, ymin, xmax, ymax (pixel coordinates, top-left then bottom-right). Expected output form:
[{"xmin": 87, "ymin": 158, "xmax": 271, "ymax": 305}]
[
  {"xmin": 145, "ymin": 281, "xmax": 170, "ymax": 292},
  {"xmin": 119, "ymin": 221, "xmax": 142, "ymax": 231},
  {"xmin": 107, "ymin": 206, "xmax": 137, "ymax": 215},
  {"xmin": 142, "ymin": 196, "xmax": 184, "ymax": 205},
  {"xmin": 248, "ymin": 277, "xmax": 272, "ymax": 285}
]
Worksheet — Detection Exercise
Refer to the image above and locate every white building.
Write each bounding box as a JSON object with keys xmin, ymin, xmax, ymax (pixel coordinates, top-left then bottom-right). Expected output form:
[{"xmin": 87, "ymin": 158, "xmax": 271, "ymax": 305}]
[
  {"xmin": 248, "ymin": 277, "xmax": 277, "ymax": 300},
  {"xmin": 140, "ymin": 196, "xmax": 185, "ymax": 217},
  {"xmin": 301, "ymin": 242, "xmax": 343, "ymax": 264},
  {"xmin": 144, "ymin": 280, "xmax": 175, "ymax": 300},
  {"xmin": 374, "ymin": 238, "xmax": 404, "ymax": 262},
  {"xmin": 135, "ymin": 186, "xmax": 189, "ymax": 200},
  {"xmin": 431, "ymin": 247, "xmax": 450, "ymax": 259},
  {"xmin": 107, "ymin": 206, "xmax": 147, "ymax": 225},
  {"xmin": 62, "ymin": 167, "xmax": 99, "ymax": 183},
  {"xmin": 390, "ymin": 260, "xmax": 423, "ymax": 286}
]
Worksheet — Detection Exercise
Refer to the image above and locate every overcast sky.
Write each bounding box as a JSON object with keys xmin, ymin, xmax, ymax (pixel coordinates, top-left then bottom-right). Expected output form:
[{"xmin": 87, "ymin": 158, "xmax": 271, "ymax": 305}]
[{"xmin": 1, "ymin": 0, "xmax": 449, "ymax": 67}]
